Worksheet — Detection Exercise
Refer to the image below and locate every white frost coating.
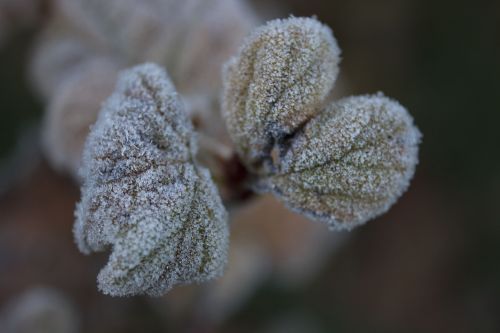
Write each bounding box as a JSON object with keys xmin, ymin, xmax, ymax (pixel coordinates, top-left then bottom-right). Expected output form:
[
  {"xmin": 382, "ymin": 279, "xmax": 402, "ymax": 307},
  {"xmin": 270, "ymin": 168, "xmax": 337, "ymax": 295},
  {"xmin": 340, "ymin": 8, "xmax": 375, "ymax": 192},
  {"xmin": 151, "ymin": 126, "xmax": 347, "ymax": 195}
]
[
  {"xmin": 261, "ymin": 94, "xmax": 421, "ymax": 230},
  {"xmin": 74, "ymin": 63, "xmax": 229, "ymax": 296},
  {"xmin": 223, "ymin": 16, "xmax": 341, "ymax": 169},
  {"xmin": 223, "ymin": 17, "xmax": 421, "ymax": 230}
]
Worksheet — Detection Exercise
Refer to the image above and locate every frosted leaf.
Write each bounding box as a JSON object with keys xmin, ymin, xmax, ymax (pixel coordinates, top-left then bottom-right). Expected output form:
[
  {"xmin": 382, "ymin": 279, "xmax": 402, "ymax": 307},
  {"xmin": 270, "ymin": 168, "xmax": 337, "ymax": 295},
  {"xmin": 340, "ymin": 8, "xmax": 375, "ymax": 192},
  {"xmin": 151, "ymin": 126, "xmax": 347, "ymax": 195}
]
[
  {"xmin": 42, "ymin": 57, "xmax": 119, "ymax": 178},
  {"xmin": 51, "ymin": 0, "xmax": 256, "ymax": 144},
  {"xmin": 259, "ymin": 94, "xmax": 421, "ymax": 230},
  {"xmin": 74, "ymin": 63, "xmax": 229, "ymax": 296},
  {"xmin": 222, "ymin": 17, "xmax": 341, "ymax": 169}
]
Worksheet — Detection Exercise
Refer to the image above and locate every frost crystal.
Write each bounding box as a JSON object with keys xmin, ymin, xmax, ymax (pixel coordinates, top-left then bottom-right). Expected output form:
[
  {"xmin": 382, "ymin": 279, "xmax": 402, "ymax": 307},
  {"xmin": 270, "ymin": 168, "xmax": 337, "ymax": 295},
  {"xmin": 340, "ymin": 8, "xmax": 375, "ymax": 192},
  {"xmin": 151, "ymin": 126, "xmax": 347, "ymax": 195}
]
[
  {"xmin": 223, "ymin": 17, "xmax": 341, "ymax": 169},
  {"xmin": 259, "ymin": 94, "xmax": 421, "ymax": 230},
  {"xmin": 74, "ymin": 63, "xmax": 229, "ymax": 296}
]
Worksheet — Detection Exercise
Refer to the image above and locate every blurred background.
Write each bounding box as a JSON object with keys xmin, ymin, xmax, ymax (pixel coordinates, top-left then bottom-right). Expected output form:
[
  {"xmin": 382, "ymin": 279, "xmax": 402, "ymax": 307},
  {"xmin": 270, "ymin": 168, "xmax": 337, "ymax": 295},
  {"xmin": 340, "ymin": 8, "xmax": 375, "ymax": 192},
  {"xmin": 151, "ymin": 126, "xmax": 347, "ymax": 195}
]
[{"xmin": 0, "ymin": 0, "xmax": 499, "ymax": 332}]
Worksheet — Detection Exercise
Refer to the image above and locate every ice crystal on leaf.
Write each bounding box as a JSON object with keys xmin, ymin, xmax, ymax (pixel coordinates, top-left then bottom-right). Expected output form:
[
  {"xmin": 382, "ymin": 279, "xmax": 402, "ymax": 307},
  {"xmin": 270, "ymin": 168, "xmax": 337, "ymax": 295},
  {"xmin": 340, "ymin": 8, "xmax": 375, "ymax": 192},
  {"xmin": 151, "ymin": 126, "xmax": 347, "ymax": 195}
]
[
  {"xmin": 259, "ymin": 94, "xmax": 421, "ymax": 230},
  {"xmin": 223, "ymin": 17, "xmax": 341, "ymax": 169},
  {"xmin": 74, "ymin": 63, "xmax": 228, "ymax": 296}
]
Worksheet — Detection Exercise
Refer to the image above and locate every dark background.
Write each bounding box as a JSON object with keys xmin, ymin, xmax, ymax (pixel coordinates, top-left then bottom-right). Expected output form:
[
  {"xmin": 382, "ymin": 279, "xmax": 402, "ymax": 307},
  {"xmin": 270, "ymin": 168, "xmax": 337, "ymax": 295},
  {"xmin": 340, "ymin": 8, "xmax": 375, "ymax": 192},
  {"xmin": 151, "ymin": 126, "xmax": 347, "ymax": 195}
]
[{"xmin": 1, "ymin": 0, "xmax": 499, "ymax": 332}]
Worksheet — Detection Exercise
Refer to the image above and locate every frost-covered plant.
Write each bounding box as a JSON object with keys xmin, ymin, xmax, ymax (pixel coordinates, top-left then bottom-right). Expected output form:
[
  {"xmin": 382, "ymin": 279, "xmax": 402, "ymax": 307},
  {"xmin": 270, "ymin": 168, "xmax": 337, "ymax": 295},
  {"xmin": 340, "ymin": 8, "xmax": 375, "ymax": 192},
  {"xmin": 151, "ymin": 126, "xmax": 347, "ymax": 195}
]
[
  {"xmin": 223, "ymin": 17, "xmax": 341, "ymax": 168},
  {"xmin": 32, "ymin": 0, "xmax": 256, "ymax": 177},
  {"xmin": 61, "ymin": 14, "xmax": 420, "ymax": 295},
  {"xmin": 74, "ymin": 64, "xmax": 228, "ymax": 296},
  {"xmin": 255, "ymin": 94, "xmax": 421, "ymax": 230},
  {"xmin": 223, "ymin": 17, "xmax": 421, "ymax": 230}
]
